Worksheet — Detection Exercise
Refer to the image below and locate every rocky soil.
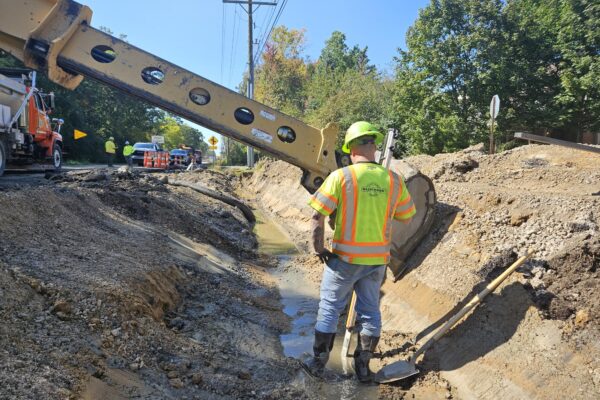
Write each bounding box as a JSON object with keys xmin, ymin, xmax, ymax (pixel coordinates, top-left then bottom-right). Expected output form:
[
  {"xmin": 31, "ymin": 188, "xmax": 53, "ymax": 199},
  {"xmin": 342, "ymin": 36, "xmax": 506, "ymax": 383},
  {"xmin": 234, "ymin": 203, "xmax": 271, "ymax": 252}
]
[{"xmin": 404, "ymin": 143, "xmax": 600, "ymax": 346}]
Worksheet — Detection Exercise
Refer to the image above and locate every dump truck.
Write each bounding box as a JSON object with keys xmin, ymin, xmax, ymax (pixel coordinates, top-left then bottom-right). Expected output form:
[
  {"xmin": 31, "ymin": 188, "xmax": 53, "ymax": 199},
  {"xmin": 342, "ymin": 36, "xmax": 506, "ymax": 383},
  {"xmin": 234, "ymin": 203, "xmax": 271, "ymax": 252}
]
[
  {"xmin": 0, "ymin": 67, "xmax": 63, "ymax": 175},
  {"xmin": 0, "ymin": 0, "xmax": 435, "ymax": 277}
]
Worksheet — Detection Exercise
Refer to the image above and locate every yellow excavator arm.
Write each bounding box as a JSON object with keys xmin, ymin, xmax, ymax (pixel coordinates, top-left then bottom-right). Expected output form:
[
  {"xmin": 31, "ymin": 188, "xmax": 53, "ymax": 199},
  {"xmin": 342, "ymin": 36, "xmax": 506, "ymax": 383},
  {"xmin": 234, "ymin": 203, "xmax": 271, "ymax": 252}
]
[
  {"xmin": 0, "ymin": 0, "xmax": 437, "ymax": 278},
  {"xmin": 0, "ymin": 0, "xmax": 340, "ymax": 192}
]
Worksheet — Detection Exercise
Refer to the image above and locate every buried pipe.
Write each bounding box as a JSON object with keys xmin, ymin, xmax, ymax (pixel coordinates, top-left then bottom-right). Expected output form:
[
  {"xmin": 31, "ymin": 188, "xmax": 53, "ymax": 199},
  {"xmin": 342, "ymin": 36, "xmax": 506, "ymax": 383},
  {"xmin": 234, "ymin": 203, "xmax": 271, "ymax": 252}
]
[{"xmin": 168, "ymin": 179, "xmax": 255, "ymax": 223}]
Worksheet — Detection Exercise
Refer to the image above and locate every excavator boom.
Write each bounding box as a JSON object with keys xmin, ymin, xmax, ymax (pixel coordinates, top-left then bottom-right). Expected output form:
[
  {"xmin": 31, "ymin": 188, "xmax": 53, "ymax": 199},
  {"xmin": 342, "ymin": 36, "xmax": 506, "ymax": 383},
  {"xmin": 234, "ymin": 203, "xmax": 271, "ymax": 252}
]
[
  {"xmin": 0, "ymin": 0, "xmax": 339, "ymax": 192},
  {"xmin": 0, "ymin": 0, "xmax": 437, "ymax": 278}
]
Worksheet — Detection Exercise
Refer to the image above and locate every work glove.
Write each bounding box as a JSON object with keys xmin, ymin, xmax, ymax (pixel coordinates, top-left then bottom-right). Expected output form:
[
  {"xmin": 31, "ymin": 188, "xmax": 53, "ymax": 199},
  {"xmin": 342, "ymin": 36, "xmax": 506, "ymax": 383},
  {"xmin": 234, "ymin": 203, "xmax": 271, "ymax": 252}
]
[{"xmin": 316, "ymin": 249, "xmax": 336, "ymax": 264}]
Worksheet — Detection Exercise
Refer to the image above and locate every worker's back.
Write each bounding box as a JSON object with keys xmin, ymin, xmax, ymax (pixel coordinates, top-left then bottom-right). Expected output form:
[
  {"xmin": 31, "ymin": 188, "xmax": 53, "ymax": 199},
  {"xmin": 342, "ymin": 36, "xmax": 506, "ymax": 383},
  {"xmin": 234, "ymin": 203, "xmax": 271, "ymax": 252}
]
[{"xmin": 310, "ymin": 162, "xmax": 414, "ymax": 265}]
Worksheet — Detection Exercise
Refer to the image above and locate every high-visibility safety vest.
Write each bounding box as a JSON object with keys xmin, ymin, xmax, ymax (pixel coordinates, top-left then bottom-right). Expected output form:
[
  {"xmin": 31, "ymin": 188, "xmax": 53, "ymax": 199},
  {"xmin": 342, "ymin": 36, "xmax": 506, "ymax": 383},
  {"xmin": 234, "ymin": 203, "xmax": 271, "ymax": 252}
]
[
  {"xmin": 123, "ymin": 145, "xmax": 134, "ymax": 156},
  {"xmin": 308, "ymin": 162, "xmax": 416, "ymax": 265},
  {"xmin": 105, "ymin": 140, "xmax": 116, "ymax": 154}
]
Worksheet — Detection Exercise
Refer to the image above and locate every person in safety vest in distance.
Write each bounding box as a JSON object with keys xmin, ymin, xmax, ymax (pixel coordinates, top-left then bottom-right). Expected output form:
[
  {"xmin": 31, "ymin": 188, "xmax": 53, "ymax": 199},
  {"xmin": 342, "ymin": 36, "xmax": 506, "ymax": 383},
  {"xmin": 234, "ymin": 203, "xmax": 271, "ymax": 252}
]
[
  {"xmin": 105, "ymin": 136, "xmax": 117, "ymax": 167},
  {"xmin": 301, "ymin": 121, "xmax": 416, "ymax": 382},
  {"xmin": 123, "ymin": 140, "xmax": 134, "ymax": 168}
]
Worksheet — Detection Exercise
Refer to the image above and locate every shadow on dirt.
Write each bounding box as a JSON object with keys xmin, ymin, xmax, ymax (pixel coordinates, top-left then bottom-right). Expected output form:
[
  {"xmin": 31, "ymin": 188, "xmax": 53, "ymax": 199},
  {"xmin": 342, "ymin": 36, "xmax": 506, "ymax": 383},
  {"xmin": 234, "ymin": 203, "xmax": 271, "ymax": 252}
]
[
  {"xmin": 414, "ymin": 250, "xmax": 519, "ymax": 343},
  {"xmin": 381, "ymin": 282, "xmax": 531, "ymax": 390},
  {"xmin": 422, "ymin": 282, "xmax": 530, "ymax": 372}
]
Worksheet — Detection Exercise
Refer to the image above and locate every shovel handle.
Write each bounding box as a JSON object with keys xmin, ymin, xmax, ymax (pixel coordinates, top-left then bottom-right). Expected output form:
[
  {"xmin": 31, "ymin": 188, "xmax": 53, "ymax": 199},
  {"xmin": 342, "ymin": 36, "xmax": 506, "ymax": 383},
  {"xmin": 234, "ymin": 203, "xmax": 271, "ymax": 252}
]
[
  {"xmin": 411, "ymin": 249, "xmax": 534, "ymax": 362},
  {"xmin": 346, "ymin": 291, "xmax": 357, "ymax": 330}
]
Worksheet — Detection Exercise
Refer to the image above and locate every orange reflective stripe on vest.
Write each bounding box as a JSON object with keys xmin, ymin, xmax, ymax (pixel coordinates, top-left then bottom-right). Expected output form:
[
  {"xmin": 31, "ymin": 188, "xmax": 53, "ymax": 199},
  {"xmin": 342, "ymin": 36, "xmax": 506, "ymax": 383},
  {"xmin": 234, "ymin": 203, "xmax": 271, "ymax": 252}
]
[
  {"xmin": 340, "ymin": 167, "xmax": 356, "ymax": 243},
  {"xmin": 382, "ymin": 170, "xmax": 401, "ymax": 242}
]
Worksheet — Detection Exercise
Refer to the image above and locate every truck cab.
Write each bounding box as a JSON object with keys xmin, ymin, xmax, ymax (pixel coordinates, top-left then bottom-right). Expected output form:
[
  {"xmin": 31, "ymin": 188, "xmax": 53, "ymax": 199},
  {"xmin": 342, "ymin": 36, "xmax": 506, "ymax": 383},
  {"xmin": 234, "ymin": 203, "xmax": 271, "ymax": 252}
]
[{"xmin": 0, "ymin": 68, "xmax": 63, "ymax": 175}]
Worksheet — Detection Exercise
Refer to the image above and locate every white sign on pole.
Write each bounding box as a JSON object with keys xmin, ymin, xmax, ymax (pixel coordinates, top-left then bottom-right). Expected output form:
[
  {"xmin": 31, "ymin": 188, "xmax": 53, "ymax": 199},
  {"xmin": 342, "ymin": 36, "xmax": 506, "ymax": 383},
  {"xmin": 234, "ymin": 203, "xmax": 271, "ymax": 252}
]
[
  {"xmin": 151, "ymin": 135, "xmax": 165, "ymax": 144},
  {"xmin": 490, "ymin": 95, "xmax": 500, "ymax": 119}
]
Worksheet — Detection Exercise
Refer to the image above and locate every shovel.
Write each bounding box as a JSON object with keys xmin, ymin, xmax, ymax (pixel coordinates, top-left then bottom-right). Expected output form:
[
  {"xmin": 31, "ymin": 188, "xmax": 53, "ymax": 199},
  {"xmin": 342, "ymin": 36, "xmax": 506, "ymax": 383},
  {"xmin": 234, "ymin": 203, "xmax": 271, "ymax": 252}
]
[
  {"xmin": 341, "ymin": 291, "xmax": 357, "ymax": 375},
  {"xmin": 374, "ymin": 249, "xmax": 534, "ymax": 384}
]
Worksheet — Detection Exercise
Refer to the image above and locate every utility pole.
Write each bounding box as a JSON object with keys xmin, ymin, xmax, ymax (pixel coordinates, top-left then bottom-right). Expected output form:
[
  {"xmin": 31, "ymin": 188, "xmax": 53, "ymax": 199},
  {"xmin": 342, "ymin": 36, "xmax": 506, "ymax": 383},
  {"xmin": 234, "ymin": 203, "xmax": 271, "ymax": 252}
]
[{"xmin": 223, "ymin": 0, "xmax": 276, "ymax": 168}]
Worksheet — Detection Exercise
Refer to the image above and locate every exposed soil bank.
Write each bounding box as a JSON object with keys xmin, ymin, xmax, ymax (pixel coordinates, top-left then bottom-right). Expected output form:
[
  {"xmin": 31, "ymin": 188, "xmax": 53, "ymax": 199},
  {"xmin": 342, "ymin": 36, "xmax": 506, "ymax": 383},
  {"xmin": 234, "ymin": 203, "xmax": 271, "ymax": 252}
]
[
  {"xmin": 0, "ymin": 168, "xmax": 309, "ymax": 399},
  {"xmin": 245, "ymin": 144, "xmax": 600, "ymax": 399}
]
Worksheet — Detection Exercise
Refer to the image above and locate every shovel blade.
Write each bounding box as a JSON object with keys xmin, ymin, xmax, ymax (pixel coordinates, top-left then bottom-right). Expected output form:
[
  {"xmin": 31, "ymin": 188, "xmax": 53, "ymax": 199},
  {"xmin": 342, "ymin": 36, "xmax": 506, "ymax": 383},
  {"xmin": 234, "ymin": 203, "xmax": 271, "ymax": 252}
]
[
  {"xmin": 373, "ymin": 360, "xmax": 419, "ymax": 384},
  {"xmin": 340, "ymin": 329, "xmax": 354, "ymax": 375}
]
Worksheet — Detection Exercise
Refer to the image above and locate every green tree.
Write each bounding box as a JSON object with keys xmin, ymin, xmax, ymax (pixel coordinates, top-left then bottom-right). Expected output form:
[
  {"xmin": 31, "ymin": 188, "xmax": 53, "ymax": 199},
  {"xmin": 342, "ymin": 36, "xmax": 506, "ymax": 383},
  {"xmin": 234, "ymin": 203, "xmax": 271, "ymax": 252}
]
[
  {"xmin": 391, "ymin": 0, "xmax": 599, "ymax": 155},
  {"xmin": 306, "ymin": 31, "xmax": 376, "ymax": 120},
  {"xmin": 221, "ymin": 137, "xmax": 248, "ymax": 165},
  {"xmin": 253, "ymin": 26, "xmax": 309, "ymax": 118},
  {"xmin": 391, "ymin": 0, "xmax": 508, "ymax": 155},
  {"xmin": 553, "ymin": 0, "xmax": 600, "ymax": 138}
]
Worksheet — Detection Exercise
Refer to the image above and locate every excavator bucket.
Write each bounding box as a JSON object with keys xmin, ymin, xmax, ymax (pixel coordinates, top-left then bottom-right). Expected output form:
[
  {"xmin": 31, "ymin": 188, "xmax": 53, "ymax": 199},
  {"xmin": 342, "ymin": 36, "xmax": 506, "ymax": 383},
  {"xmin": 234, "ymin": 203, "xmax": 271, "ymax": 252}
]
[{"xmin": 388, "ymin": 160, "xmax": 437, "ymax": 280}]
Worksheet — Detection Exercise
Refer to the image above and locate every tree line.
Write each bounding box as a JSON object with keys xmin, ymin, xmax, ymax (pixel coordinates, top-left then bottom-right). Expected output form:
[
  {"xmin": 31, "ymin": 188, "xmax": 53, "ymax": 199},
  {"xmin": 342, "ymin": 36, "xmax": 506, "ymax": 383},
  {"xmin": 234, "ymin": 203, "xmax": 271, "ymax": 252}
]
[{"xmin": 250, "ymin": 0, "xmax": 599, "ymax": 156}]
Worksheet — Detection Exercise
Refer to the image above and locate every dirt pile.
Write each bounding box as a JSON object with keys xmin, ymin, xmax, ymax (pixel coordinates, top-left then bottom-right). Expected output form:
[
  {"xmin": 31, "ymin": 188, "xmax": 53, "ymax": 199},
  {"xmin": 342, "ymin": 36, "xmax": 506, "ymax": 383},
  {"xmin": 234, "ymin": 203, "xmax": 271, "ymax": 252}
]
[
  {"xmin": 538, "ymin": 235, "xmax": 600, "ymax": 342},
  {"xmin": 0, "ymin": 168, "xmax": 310, "ymax": 399},
  {"xmin": 49, "ymin": 168, "xmax": 256, "ymax": 254}
]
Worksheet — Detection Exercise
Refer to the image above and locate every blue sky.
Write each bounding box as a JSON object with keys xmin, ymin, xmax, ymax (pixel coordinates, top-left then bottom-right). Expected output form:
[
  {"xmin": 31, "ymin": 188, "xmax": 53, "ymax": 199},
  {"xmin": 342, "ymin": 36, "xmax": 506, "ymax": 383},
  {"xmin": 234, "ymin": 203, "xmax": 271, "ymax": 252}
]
[{"xmin": 83, "ymin": 0, "xmax": 429, "ymax": 148}]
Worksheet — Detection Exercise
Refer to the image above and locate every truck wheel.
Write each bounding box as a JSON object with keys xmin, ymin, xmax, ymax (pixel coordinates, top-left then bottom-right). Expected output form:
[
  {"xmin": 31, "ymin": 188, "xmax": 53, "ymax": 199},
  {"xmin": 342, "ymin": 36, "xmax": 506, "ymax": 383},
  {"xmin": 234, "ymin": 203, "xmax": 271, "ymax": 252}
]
[
  {"xmin": 0, "ymin": 140, "xmax": 6, "ymax": 176},
  {"xmin": 52, "ymin": 143, "xmax": 62, "ymax": 171}
]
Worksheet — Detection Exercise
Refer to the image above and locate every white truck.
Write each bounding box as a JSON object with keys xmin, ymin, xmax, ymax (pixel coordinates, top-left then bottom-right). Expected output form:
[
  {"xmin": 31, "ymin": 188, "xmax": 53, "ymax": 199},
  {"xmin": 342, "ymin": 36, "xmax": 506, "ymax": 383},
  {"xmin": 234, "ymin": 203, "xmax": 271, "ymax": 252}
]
[{"xmin": 0, "ymin": 68, "xmax": 63, "ymax": 175}]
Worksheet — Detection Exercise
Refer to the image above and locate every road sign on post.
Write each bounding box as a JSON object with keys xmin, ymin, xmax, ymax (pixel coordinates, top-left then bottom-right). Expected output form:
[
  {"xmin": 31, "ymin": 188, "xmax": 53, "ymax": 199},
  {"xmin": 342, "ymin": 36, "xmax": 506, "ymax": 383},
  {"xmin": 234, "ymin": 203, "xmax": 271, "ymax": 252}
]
[
  {"xmin": 208, "ymin": 136, "xmax": 218, "ymax": 146},
  {"xmin": 489, "ymin": 95, "xmax": 500, "ymax": 154},
  {"xmin": 151, "ymin": 135, "xmax": 165, "ymax": 144}
]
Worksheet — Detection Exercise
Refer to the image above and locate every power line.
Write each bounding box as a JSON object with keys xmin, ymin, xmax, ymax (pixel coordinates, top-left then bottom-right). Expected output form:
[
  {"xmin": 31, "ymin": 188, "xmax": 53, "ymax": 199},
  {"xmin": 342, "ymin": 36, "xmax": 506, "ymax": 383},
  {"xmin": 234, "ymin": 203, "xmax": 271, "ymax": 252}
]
[
  {"xmin": 253, "ymin": 1, "xmax": 280, "ymax": 66},
  {"xmin": 253, "ymin": 1, "xmax": 278, "ymax": 64},
  {"xmin": 220, "ymin": 2, "xmax": 226, "ymax": 82},
  {"xmin": 228, "ymin": 7, "xmax": 241, "ymax": 86},
  {"xmin": 253, "ymin": 0, "xmax": 289, "ymax": 67},
  {"xmin": 223, "ymin": 0, "xmax": 278, "ymax": 168}
]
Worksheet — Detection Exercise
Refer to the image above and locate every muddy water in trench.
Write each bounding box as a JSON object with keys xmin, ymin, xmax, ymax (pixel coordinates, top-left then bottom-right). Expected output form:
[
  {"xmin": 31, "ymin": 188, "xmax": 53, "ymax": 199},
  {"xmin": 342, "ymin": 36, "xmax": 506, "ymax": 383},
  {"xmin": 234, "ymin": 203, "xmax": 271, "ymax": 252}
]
[{"xmin": 253, "ymin": 211, "xmax": 378, "ymax": 399}]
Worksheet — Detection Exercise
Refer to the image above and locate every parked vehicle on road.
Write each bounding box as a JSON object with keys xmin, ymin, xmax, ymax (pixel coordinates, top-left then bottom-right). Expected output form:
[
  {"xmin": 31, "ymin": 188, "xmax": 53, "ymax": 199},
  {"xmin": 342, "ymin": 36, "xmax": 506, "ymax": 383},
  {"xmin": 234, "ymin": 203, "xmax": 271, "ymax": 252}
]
[
  {"xmin": 131, "ymin": 142, "xmax": 162, "ymax": 166},
  {"xmin": 0, "ymin": 68, "xmax": 63, "ymax": 176},
  {"xmin": 169, "ymin": 148, "xmax": 190, "ymax": 166}
]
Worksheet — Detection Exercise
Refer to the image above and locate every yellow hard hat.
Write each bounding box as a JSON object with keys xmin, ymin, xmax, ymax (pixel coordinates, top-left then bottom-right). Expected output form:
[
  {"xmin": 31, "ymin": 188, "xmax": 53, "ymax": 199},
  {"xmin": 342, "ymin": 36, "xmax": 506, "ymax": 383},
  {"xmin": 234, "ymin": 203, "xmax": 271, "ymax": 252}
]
[{"xmin": 342, "ymin": 121, "xmax": 383, "ymax": 154}]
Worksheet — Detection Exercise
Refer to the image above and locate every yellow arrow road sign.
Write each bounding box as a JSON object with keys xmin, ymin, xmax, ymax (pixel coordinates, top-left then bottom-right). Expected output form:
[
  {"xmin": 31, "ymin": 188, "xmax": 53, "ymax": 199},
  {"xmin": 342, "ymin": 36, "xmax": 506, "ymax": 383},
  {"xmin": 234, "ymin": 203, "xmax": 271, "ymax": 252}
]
[{"xmin": 74, "ymin": 129, "xmax": 88, "ymax": 140}]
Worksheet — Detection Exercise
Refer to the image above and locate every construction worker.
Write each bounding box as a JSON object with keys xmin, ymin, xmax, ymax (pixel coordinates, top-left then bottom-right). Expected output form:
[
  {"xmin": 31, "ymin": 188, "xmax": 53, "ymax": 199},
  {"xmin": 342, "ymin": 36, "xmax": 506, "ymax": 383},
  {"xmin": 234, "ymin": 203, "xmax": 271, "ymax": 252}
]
[
  {"xmin": 301, "ymin": 121, "xmax": 416, "ymax": 382},
  {"xmin": 123, "ymin": 141, "xmax": 134, "ymax": 168},
  {"xmin": 105, "ymin": 136, "xmax": 117, "ymax": 167}
]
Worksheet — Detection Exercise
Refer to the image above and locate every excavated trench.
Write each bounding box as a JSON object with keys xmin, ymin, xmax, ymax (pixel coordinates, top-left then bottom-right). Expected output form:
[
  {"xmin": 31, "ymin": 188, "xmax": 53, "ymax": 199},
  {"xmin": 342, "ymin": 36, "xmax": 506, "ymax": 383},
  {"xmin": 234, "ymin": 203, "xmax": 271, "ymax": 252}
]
[
  {"xmin": 2, "ymin": 143, "xmax": 598, "ymax": 399},
  {"xmin": 245, "ymin": 147, "xmax": 600, "ymax": 400},
  {"xmin": 253, "ymin": 210, "xmax": 380, "ymax": 399}
]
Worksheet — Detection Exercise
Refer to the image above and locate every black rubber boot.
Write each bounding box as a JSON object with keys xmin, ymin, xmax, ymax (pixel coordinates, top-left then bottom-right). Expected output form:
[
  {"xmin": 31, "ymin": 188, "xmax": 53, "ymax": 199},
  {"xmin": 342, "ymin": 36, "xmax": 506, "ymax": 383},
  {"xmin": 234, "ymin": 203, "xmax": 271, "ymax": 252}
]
[
  {"xmin": 353, "ymin": 334, "xmax": 379, "ymax": 383},
  {"xmin": 301, "ymin": 330, "xmax": 336, "ymax": 378}
]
